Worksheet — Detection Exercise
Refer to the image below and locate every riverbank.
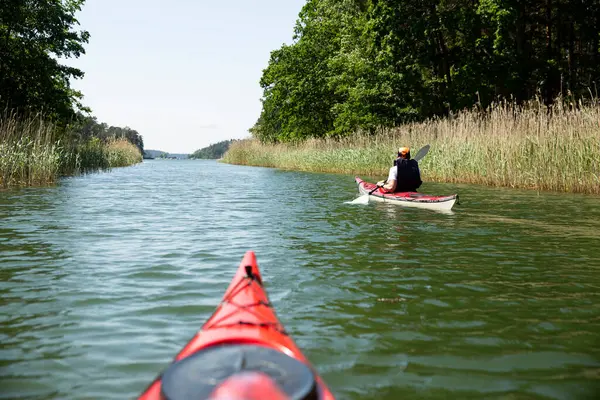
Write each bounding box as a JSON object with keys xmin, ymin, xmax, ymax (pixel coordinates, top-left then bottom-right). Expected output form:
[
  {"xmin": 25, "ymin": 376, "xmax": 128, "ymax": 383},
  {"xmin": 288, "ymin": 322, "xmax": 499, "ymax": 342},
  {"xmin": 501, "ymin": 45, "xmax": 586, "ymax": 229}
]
[
  {"xmin": 1, "ymin": 114, "xmax": 143, "ymax": 188},
  {"xmin": 223, "ymin": 100, "xmax": 600, "ymax": 194}
]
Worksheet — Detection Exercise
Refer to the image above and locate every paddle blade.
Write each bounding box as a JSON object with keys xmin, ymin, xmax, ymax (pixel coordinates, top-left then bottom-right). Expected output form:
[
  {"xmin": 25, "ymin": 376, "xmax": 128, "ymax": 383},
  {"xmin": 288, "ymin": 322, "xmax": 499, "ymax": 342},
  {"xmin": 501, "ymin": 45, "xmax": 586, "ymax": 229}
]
[
  {"xmin": 413, "ymin": 144, "xmax": 430, "ymax": 162},
  {"xmin": 347, "ymin": 194, "xmax": 370, "ymax": 205}
]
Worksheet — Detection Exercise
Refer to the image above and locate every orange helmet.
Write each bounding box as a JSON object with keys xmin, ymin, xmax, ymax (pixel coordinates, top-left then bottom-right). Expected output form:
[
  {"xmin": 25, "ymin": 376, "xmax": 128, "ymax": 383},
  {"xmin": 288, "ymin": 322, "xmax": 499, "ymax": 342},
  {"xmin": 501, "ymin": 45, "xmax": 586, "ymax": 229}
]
[{"xmin": 397, "ymin": 147, "xmax": 410, "ymax": 159}]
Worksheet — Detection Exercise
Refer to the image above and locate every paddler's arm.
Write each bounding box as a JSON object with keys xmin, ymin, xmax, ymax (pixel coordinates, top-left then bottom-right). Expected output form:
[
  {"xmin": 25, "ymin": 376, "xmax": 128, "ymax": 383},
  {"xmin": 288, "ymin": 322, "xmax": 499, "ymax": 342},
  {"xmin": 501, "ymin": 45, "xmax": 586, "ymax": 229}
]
[{"xmin": 376, "ymin": 179, "xmax": 396, "ymax": 193}]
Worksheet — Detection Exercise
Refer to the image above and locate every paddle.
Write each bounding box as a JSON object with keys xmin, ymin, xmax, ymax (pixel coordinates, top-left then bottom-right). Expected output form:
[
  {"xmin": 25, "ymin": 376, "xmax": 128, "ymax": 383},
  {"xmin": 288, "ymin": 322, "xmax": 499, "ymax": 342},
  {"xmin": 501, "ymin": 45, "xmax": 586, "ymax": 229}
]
[
  {"xmin": 412, "ymin": 144, "xmax": 431, "ymax": 162},
  {"xmin": 349, "ymin": 144, "xmax": 430, "ymax": 204}
]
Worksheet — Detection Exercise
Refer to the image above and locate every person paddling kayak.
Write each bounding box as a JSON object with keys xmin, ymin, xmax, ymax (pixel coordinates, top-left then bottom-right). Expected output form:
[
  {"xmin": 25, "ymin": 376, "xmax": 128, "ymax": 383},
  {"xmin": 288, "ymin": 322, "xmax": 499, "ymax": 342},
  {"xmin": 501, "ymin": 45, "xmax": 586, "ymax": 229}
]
[{"xmin": 376, "ymin": 147, "xmax": 423, "ymax": 193}]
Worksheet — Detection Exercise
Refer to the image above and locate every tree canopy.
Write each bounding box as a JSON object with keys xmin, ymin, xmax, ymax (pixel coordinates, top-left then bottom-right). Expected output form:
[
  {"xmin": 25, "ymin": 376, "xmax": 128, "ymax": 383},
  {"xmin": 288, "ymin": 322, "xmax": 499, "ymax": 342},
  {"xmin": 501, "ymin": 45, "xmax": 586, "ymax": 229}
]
[
  {"xmin": 251, "ymin": 0, "xmax": 600, "ymax": 143},
  {"xmin": 0, "ymin": 0, "xmax": 90, "ymax": 124},
  {"xmin": 75, "ymin": 115, "xmax": 144, "ymax": 155}
]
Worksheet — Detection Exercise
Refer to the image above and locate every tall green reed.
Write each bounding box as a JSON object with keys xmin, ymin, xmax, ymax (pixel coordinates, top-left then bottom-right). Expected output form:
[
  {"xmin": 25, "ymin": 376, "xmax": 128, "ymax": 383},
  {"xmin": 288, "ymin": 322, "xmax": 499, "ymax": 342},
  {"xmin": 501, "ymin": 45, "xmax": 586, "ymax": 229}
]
[
  {"xmin": 223, "ymin": 98, "xmax": 600, "ymax": 194},
  {"xmin": 1, "ymin": 111, "xmax": 143, "ymax": 188},
  {"xmin": 105, "ymin": 138, "xmax": 143, "ymax": 167},
  {"xmin": 0, "ymin": 110, "xmax": 64, "ymax": 188}
]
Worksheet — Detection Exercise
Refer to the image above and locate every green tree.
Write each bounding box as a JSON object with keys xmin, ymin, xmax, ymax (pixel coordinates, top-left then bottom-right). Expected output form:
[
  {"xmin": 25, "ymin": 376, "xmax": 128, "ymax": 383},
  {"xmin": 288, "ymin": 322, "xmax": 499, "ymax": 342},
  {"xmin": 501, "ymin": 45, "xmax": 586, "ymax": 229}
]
[
  {"xmin": 190, "ymin": 140, "xmax": 236, "ymax": 159},
  {"xmin": 0, "ymin": 0, "xmax": 90, "ymax": 124},
  {"xmin": 69, "ymin": 114, "xmax": 145, "ymax": 155},
  {"xmin": 251, "ymin": 0, "xmax": 600, "ymax": 143},
  {"xmin": 250, "ymin": 0, "xmax": 345, "ymax": 142}
]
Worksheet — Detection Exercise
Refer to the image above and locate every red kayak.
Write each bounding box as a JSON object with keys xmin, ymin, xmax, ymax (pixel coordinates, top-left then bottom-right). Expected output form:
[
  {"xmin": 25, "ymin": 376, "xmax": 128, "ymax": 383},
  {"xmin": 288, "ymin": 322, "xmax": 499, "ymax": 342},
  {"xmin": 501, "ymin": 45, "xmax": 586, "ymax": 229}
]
[{"xmin": 139, "ymin": 251, "xmax": 335, "ymax": 400}]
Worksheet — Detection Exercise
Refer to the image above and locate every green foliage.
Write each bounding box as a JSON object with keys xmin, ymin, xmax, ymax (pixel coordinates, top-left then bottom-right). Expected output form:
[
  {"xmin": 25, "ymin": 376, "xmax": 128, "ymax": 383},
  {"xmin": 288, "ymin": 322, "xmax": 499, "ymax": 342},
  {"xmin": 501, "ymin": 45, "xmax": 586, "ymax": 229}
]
[
  {"xmin": 65, "ymin": 136, "xmax": 141, "ymax": 173},
  {"xmin": 0, "ymin": 110, "xmax": 144, "ymax": 187},
  {"xmin": 252, "ymin": 0, "xmax": 600, "ymax": 143},
  {"xmin": 0, "ymin": 0, "xmax": 90, "ymax": 125},
  {"xmin": 57, "ymin": 114, "xmax": 144, "ymax": 172},
  {"xmin": 75, "ymin": 136, "xmax": 109, "ymax": 172},
  {"xmin": 0, "ymin": 1, "xmax": 146, "ymax": 186},
  {"xmin": 250, "ymin": 0, "xmax": 344, "ymax": 142},
  {"xmin": 0, "ymin": 112, "xmax": 64, "ymax": 187},
  {"xmin": 71, "ymin": 114, "xmax": 144, "ymax": 155},
  {"xmin": 190, "ymin": 140, "xmax": 236, "ymax": 159}
]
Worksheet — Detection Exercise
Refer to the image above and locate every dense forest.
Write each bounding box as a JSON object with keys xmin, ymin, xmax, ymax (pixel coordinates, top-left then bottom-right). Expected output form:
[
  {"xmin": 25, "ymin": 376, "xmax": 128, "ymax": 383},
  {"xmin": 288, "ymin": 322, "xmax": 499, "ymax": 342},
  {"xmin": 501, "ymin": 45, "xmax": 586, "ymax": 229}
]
[
  {"xmin": 190, "ymin": 140, "xmax": 236, "ymax": 159},
  {"xmin": 0, "ymin": 0, "xmax": 143, "ymax": 152},
  {"xmin": 251, "ymin": 0, "xmax": 600, "ymax": 143}
]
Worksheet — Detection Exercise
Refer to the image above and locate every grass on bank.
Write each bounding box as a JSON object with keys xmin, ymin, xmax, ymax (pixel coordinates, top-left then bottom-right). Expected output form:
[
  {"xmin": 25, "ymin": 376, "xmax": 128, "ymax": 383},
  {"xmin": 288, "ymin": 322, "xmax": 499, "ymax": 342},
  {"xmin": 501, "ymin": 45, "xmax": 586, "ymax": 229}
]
[
  {"xmin": 0, "ymin": 113, "xmax": 63, "ymax": 187},
  {"xmin": 223, "ymin": 98, "xmax": 600, "ymax": 194},
  {"xmin": 1, "ymin": 112, "xmax": 143, "ymax": 188},
  {"xmin": 106, "ymin": 138, "xmax": 143, "ymax": 167}
]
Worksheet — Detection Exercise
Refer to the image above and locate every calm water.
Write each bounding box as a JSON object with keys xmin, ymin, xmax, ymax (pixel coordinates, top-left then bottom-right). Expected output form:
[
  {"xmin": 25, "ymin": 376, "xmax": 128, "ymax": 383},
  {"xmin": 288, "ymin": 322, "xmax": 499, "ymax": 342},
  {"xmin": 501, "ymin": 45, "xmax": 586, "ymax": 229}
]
[{"xmin": 1, "ymin": 160, "xmax": 599, "ymax": 400}]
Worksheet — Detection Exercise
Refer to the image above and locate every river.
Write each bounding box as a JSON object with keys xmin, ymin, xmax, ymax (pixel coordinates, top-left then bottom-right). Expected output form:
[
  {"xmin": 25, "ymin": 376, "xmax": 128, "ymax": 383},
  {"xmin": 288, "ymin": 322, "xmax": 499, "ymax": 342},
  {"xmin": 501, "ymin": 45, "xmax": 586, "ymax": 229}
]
[{"xmin": 2, "ymin": 159, "xmax": 599, "ymax": 399}]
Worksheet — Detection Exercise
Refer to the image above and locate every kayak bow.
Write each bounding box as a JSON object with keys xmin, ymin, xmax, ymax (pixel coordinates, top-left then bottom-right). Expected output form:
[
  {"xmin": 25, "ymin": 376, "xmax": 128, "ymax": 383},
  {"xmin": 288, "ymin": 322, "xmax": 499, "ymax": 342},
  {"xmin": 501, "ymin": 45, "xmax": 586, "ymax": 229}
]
[
  {"xmin": 138, "ymin": 251, "xmax": 335, "ymax": 400},
  {"xmin": 355, "ymin": 177, "xmax": 458, "ymax": 211}
]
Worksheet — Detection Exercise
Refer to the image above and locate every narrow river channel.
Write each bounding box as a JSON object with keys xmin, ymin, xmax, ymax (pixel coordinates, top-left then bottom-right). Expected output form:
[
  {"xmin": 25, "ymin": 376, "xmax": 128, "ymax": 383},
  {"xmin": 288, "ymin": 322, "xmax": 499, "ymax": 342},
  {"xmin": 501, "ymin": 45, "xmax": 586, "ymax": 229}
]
[{"xmin": 2, "ymin": 159, "xmax": 599, "ymax": 399}]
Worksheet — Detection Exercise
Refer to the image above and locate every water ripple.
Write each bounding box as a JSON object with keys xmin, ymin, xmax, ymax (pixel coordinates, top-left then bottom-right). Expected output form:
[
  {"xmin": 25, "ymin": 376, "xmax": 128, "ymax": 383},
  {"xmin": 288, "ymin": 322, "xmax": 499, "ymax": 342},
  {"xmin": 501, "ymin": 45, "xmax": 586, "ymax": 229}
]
[{"xmin": 1, "ymin": 161, "xmax": 600, "ymax": 399}]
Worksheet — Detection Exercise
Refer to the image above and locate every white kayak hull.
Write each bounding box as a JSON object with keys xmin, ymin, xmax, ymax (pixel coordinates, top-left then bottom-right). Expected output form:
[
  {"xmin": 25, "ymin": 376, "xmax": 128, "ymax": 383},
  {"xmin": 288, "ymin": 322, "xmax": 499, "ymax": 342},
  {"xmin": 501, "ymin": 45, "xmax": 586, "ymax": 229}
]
[{"xmin": 355, "ymin": 177, "xmax": 458, "ymax": 211}]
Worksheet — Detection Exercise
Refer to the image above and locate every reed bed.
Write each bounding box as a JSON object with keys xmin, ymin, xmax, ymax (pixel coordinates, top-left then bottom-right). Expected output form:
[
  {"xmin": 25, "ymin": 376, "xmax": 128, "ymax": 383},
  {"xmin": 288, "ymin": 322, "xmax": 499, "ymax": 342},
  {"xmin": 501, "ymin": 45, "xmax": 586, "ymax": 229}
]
[
  {"xmin": 0, "ymin": 112, "xmax": 63, "ymax": 188},
  {"xmin": 105, "ymin": 138, "xmax": 143, "ymax": 167},
  {"xmin": 1, "ymin": 113, "xmax": 143, "ymax": 188},
  {"xmin": 75, "ymin": 137, "xmax": 110, "ymax": 172},
  {"xmin": 223, "ymin": 99, "xmax": 600, "ymax": 194}
]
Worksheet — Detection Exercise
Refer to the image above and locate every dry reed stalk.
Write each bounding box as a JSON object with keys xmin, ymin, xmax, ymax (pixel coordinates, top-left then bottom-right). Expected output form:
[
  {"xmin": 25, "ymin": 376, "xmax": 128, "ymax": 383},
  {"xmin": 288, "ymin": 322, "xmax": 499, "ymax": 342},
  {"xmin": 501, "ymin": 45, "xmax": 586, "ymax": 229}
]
[{"xmin": 223, "ymin": 99, "xmax": 600, "ymax": 194}]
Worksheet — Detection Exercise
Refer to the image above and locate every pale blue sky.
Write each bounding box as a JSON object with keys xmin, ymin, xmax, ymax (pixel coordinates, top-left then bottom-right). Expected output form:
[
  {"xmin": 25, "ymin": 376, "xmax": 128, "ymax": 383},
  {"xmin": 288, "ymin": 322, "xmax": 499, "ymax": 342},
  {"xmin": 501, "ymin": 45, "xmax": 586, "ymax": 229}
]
[{"xmin": 68, "ymin": 0, "xmax": 305, "ymax": 153}]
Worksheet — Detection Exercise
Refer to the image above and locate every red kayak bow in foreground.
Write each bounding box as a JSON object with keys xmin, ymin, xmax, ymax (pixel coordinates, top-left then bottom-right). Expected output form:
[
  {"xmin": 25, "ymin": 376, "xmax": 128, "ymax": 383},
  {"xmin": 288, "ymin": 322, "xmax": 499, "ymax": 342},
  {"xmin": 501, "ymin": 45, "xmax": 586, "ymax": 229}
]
[{"xmin": 139, "ymin": 251, "xmax": 335, "ymax": 400}]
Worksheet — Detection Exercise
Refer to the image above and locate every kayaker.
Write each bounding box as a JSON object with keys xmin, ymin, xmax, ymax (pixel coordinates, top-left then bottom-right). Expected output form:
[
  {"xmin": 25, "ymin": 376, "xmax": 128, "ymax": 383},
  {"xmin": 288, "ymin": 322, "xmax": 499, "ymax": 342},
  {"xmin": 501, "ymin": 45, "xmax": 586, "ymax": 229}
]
[{"xmin": 376, "ymin": 146, "xmax": 423, "ymax": 192}]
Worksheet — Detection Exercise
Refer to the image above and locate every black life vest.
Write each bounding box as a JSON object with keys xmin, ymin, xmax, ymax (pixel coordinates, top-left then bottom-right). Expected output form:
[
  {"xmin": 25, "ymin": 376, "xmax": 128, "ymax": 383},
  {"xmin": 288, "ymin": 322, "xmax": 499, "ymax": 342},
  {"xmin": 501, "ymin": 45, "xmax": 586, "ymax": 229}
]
[{"xmin": 394, "ymin": 158, "xmax": 422, "ymax": 192}]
